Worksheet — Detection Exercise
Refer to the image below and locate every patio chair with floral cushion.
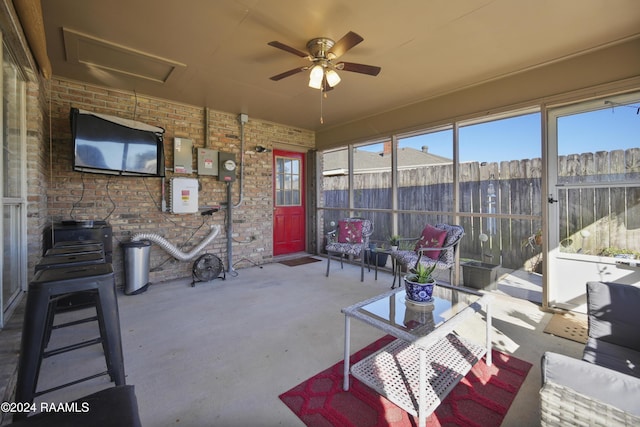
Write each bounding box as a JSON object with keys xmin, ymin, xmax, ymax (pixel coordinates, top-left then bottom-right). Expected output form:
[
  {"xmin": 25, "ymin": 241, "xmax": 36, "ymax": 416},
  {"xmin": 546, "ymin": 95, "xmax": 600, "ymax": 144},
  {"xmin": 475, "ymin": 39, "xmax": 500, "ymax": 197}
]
[
  {"xmin": 393, "ymin": 223, "xmax": 464, "ymax": 287},
  {"xmin": 325, "ymin": 217, "xmax": 374, "ymax": 282}
]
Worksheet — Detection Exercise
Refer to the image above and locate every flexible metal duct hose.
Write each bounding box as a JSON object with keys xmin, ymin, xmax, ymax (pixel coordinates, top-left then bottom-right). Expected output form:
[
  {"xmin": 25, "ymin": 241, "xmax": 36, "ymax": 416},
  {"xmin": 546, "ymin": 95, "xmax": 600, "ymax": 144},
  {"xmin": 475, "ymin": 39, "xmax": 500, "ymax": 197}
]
[{"xmin": 131, "ymin": 225, "xmax": 221, "ymax": 262}]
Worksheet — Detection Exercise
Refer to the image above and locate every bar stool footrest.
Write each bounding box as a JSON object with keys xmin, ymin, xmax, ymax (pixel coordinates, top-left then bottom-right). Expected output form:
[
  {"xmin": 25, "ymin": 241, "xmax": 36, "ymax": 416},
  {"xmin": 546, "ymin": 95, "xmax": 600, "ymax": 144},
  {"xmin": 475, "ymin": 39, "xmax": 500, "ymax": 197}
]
[
  {"xmin": 43, "ymin": 337, "xmax": 102, "ymax": 358},
  {"xmin": 51, "ymin": 315, "xmax": 98, "ymax": 331},
  {"xmin": 34, "ymin": 371, "xmax": 111, "ymax": 397}
]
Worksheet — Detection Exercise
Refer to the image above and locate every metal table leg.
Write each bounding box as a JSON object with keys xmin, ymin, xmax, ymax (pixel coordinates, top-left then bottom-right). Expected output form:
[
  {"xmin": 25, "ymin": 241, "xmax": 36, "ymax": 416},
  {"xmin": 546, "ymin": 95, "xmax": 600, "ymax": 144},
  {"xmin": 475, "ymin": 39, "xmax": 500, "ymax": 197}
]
[
  {"xmin": 343, "ymin": 316, "xmax": 351, "ymax": 390},
  {"xmin": 486, "ymin": 301, "xmax": 492, "ymax": 366},
  {"xmin": 391, "ymin": 254, "xmax": 400, "ymax": 289},
  {"xmin": 418, "ymin": 346, "xmax": 427, "ymax": 427}
]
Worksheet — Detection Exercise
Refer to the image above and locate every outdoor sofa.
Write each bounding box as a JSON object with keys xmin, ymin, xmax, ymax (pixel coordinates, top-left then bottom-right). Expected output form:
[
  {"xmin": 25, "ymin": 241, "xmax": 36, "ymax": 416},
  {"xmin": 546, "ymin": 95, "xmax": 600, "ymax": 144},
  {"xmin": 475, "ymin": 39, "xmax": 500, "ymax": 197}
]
[{"xmin": 540, "ymin": 281, "xmax": 640, "ymax": 426}]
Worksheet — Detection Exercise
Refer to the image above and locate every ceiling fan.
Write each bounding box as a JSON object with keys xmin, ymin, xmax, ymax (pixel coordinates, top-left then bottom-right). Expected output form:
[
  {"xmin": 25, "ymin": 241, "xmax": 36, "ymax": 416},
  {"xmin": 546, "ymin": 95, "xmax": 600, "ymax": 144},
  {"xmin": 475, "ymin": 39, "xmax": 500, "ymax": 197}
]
[{"xmin": 268, "ymin": 31, "xmax": 381, "ymax": 91}]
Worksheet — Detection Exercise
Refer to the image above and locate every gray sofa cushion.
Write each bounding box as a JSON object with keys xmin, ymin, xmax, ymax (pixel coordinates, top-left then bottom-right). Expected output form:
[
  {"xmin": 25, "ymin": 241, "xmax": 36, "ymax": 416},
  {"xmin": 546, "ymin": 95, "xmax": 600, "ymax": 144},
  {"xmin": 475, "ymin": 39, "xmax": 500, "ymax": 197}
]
[
  {"xmin": 583, "ymin": 337, "xmax": 640, "ymax": 379},
  {"xmin": 542, "ymin": 352, "xmax": 640, "ymax": 418},
  {"xmin": 587, "ymin": 281, "xmax": 640, "ymax": 352},
  {"xmin": 540, "ymin": 282, "xmax": 640, "ymax": 426}
]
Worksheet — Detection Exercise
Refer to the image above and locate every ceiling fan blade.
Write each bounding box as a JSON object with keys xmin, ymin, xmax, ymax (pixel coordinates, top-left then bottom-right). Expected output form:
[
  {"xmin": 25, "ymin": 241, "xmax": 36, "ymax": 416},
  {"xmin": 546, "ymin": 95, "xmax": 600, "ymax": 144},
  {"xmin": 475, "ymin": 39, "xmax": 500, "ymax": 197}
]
[
  {"xmin": 328, "ymin": 31, "xmax": 363, "ymax": 59},
  {"xmin": 270, "ymin": 67, "xmax": 307, "ymax": 81},
  {"xmin": 267, "ymin": 41, "xmax": 308, "ymax": 58},
  {"xmin": 338, "ymin": 62, "xmax": 381, "ymax": 76}
]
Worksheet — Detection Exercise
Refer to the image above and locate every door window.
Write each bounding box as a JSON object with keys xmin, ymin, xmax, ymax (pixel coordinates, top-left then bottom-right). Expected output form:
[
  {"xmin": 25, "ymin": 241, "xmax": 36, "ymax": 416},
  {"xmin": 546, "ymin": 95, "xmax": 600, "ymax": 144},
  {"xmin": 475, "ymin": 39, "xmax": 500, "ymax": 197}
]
[
  {"xmin": 554, "ymin": 95, "xmax": 640, "ymax": 258},
  {"xmin": 275, "ymin": 156, "xmax": 301, "ymax": 206}
]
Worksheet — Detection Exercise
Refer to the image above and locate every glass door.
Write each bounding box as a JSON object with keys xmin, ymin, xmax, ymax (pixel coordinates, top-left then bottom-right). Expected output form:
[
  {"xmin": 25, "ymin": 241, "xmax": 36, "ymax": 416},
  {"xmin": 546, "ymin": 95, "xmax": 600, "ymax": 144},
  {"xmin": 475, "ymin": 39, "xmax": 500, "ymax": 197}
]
[{"xmin": 547, "ymin": 92, "xmax": 640, "ymax": 312}]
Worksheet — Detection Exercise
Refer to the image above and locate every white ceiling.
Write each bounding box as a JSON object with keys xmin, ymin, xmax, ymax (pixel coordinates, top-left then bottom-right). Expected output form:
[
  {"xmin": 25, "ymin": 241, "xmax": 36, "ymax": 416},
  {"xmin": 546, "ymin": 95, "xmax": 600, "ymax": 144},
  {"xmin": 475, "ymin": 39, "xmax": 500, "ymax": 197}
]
[{"xmin": 41, "ymin": 0, "xmax": 640, "ymax": 131}]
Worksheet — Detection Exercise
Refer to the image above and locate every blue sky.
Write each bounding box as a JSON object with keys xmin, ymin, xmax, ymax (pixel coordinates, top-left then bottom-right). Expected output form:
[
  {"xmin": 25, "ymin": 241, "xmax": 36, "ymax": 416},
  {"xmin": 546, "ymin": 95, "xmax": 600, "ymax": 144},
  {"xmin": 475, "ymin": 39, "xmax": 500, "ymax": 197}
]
[{"xmin": 394, "ymin": 102, "xmax": 639, "ymax": 163}]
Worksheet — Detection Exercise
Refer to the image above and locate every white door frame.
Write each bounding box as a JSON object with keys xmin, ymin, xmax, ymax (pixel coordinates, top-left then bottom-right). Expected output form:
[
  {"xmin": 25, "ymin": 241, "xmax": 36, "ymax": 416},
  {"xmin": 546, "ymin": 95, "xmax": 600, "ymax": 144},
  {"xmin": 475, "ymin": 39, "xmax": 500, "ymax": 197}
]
[{"xmin": 546, "ymin": 92, "xmax": 640, "ymax": 312}]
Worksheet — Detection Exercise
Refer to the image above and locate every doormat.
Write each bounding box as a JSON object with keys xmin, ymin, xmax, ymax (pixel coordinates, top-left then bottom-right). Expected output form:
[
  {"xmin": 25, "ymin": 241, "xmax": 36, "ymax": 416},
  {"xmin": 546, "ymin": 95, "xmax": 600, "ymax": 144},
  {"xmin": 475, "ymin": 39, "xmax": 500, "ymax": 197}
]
[
  {"xmin": 543, "ymin": 312, "xmax": 588, "ymax": 344},
  {"xmin": 279, "ymin": 256, "xmax": 322, "ymax": 267},
  {"xmin": 279, "ymin": 335, "xmax": 532, "ymax": 427}
]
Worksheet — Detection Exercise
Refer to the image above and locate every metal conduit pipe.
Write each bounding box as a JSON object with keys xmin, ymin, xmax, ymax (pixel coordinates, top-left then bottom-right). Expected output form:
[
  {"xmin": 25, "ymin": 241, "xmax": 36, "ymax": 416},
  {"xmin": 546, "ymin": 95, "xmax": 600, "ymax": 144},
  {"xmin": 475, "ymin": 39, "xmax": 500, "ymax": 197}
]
[
  {"xmin": 226, "ymin": 182, "xmax": 234, "ymax": 274},
  {"xmin": 131, "ymin": 225, "xmax": 221, "ymax": 262},
  {"xmin": 234, "ymin": 113, "xmax": 247, "ymax": 208},
  {"xmin": 226, "ymin": 113, "xmax": 247, "ymax": 274}
]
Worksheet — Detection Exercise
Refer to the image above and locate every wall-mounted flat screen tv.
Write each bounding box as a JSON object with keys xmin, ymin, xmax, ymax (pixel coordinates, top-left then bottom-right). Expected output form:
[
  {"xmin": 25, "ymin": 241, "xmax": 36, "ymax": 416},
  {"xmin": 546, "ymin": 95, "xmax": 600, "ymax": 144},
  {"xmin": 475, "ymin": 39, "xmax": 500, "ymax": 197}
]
[{"xmin": 71, "ymin": 108, "xmax": 165, "ymax": 177}]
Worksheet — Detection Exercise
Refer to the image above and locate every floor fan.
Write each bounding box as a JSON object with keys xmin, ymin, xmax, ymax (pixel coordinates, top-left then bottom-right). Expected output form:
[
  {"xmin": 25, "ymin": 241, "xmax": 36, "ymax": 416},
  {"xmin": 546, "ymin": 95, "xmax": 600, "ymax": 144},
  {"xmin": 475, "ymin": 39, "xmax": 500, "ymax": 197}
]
[{"xmin": 191, "ymin": 253, "xmax": 225, "ymax": 286}]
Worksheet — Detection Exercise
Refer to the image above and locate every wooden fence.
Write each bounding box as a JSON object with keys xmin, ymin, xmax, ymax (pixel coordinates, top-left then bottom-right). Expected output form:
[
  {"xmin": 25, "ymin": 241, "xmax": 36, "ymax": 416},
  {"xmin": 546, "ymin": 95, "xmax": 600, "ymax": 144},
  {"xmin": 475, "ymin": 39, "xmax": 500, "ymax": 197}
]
[{"xmin": 322, "ymin": 148, "xmax": 640, "ymax": 269}]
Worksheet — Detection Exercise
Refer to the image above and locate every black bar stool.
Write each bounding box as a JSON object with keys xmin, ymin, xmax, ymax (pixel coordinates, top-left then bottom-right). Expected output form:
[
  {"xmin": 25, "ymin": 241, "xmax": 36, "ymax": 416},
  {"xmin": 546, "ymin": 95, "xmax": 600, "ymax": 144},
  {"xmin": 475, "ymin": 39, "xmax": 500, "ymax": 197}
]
[
  {"xmin": 35, "ymin": 251, "xmax": 107, "ymax": 347},
  {"xmin": 41, "ymin": 243, "xmax": 106, "ymax": 311},
  {"xmin": 53, "ymin": 239, "xmax": 103, "ymax": 249},
  {"xmin": 45, "ymin": 243, "xmax": 104, "ymax": 258},
  {"xmin": 14, "ymin": 263, "xmax": 126, "ymax": 419},
  {"xmin": 35, "ymin": 252, "xmax": 106, "ymax": 272}
]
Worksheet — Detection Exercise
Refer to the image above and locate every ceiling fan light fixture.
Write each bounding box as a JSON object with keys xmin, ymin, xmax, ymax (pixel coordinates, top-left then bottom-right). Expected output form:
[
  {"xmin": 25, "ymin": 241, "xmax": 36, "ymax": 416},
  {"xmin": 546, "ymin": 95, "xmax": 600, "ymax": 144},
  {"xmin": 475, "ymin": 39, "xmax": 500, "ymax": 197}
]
[
  {"xmin": 325, "ymin": 69, "xmax": 341, "ymax": 87},
  {"xmin": 308, "ymin": 76, "xmax": 323, "ymax": 89},
  {"xmin": 308, "ymin": 64, "xmax": 324, "ymax": 89}
]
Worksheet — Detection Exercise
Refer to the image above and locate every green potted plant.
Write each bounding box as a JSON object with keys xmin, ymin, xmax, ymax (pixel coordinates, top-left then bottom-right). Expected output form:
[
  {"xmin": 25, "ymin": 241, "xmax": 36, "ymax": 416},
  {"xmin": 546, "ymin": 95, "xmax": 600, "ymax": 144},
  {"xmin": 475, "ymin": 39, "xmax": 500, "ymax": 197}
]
[
  {"xmin": 404, "ymin": 262, "xmax": 437, "ymax": 303},
  {"xmin": 599, "ymin": 247, "xmax": 640, "ymax": 259},
  {"xmin": 389, "ymin": 235, "xmax": 400, "ymax": 251}
]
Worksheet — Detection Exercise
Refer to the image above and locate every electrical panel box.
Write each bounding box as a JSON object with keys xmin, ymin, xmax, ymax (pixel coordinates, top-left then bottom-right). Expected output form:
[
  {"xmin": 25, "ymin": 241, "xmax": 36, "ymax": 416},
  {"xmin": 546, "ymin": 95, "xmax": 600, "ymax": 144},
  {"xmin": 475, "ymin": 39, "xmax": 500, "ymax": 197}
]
[
  {"xmin": 197, "ymin": 148, "xmax": 218, "ymax": 176},
  {"xmin": 218, "ymin": 152, "xmax": 236, "ymax": 182},
  {"xmin": 173, "ymin": 137, "xmax": 193, "ymax": 174},
  {"xmin": 170, "ymin": 177, "xmax": 199, "ymax": 213}
]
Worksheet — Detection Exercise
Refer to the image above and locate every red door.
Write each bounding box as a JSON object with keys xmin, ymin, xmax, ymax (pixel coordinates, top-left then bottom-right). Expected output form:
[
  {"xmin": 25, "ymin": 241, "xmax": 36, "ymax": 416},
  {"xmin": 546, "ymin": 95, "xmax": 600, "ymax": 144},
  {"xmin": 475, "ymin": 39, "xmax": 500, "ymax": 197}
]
[{"xmin": 273, "ymin": 150, "xmax": 305, "ymax": 255}]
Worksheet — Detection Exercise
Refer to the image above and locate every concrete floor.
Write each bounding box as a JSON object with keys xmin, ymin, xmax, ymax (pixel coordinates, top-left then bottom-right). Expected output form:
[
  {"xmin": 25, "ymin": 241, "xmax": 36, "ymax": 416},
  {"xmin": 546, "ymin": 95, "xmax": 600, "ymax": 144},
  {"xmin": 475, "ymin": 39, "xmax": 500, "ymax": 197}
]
[{"xmin": 2, "ymin": 257, "xmax": 582, "ymax": 426}]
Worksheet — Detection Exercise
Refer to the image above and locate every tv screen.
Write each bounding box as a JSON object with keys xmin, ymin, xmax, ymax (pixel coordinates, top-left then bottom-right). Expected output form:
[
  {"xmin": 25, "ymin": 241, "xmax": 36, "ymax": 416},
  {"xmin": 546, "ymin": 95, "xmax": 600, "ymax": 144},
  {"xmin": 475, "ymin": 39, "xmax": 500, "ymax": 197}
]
[{"xmin": 71, "ymin": 108, "xmax": 165, "ymax": 177}]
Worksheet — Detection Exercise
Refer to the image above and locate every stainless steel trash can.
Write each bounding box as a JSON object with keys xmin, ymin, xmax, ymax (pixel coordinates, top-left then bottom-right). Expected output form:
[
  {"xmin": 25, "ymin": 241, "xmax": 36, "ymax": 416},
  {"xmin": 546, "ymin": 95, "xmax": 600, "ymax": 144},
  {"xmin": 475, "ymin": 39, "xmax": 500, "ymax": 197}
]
[{"xmin": 121, "ymin": 240, "xmax": 151, "ymax": 295}]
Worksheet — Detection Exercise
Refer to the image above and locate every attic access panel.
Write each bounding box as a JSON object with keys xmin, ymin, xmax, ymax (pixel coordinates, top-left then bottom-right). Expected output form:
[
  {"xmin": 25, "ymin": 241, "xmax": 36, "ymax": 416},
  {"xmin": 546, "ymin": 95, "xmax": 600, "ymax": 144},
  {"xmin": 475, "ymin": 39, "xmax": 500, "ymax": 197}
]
[{"xmin": 63, "ymin": 27, "xmax": 186, "ymax": 83}]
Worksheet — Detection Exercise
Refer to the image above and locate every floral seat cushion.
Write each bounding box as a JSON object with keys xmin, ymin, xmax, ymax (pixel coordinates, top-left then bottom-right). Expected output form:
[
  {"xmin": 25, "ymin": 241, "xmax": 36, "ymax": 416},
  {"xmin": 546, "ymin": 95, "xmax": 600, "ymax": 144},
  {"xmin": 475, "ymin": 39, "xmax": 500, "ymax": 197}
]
[
  {"xmin": 326, "ymin": 241, "xmax": 365, "ymax": 256},
  {"xmin": 395, "ymin": 250, "xmax": 450, "ymax": 270}
]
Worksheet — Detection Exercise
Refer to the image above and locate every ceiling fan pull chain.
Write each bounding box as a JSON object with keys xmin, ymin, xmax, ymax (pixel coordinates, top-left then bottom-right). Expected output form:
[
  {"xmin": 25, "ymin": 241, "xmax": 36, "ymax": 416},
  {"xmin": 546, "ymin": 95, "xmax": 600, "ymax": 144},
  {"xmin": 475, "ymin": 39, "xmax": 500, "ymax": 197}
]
[{"xmin": 320, "ymin": 88, "xmax": 324, "ymax": 124}]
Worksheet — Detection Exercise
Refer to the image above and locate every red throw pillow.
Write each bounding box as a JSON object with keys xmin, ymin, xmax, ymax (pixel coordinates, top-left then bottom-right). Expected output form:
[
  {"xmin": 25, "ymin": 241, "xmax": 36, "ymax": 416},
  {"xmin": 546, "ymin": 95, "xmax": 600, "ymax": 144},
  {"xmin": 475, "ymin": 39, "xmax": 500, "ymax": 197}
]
[
  {"xmin": 338, "ymin": 220, "xmax": 363, "ymax": 243},
  {"xmin": 415, "ymin": 224, "xmax": 447, "ymax": 260}
]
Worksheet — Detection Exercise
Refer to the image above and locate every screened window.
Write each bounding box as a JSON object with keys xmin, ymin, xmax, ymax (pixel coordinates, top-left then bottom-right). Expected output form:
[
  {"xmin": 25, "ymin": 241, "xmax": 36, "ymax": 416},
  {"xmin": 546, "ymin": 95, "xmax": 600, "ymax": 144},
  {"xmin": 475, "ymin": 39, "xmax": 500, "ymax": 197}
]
[
  {"xmin": 2, "ymin": 38, "xmax": 27, "ymax": 325},
  {"xmin": 397, "ymin": 129, "xmax": 454, "ymax": 238},
  {"xmin": 353, "ymin": 140, "xmax": 391, "ymax": 209},
  {"xmin": 458, "ymin": 113, "xmax": 542, "ymax": 217},
  {"xmin": 322, "ymin": 148, "xmax": 349, "ymax": 209}
]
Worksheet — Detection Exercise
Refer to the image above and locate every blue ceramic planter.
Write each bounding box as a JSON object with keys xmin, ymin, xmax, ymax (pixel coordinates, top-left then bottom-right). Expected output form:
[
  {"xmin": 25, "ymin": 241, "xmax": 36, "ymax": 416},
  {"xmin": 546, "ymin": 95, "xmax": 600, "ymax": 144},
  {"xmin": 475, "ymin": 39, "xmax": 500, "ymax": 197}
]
[{"xmin": 404, "ymin": 276, "xmax": 435, "ymax": 303}]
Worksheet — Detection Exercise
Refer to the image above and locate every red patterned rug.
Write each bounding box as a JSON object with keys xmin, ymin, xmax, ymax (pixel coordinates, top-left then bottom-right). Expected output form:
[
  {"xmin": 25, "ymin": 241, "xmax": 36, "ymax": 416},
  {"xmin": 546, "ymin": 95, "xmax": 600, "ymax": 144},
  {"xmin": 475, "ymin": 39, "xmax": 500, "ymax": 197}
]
[{"xmin": 279, "ymin": 335, "xmax": 532, "ymax": 427}]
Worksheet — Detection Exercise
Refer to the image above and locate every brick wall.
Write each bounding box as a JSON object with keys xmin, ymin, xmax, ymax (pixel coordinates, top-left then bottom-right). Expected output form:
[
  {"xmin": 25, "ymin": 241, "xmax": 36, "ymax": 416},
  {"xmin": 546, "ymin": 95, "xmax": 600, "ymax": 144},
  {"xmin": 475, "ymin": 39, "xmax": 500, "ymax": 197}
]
[
  {"xmin": 25, "ymin": 76, "xmax": 51, "ymax": 281},
  {"xmin": 46, "ymin": 78, "xmax": 314, "ymax": 287}
]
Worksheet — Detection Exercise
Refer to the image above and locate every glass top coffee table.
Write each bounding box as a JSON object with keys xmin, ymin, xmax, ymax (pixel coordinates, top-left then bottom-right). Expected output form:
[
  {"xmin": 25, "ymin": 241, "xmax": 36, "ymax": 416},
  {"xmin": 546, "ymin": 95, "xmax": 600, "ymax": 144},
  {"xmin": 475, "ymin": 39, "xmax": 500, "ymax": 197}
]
[{"xmin": 341, "ymin": 283, "xmax": 492, "ymax": 427}]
